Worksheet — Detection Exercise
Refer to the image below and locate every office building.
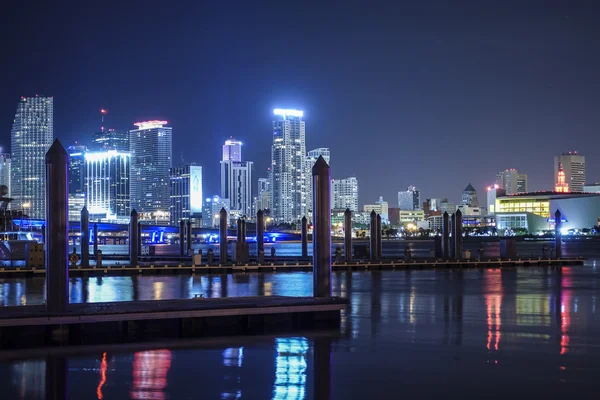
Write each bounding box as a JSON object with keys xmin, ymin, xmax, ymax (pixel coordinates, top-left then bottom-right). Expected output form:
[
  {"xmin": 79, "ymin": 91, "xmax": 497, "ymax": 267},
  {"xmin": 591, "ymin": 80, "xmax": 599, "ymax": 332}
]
[
  {"xmin": 202, "ymin": 195, "xmax": 230, "ymax": 228},
  {"xmin": 0, "ymin": 152, "xmax": 11, "ymax": 199},
  {"xmin": 363, "ymin": 196, "xmax": 389, "ymax": 223},
  {"xmin": 67, "ymin": 145, "xmax": 87, "ymax": 196},
  {"xmin": 555, "ymin": 152, "xmax": 585, "ymax": 193},
  {"xmin": 399, "ymin": 210, "xmax": 425, "ymax": 223},
  {"xmin": 84, "ymin": 151, "xmax": 130, "ymax": 221},
  {"xmin": 256, "ymin": 177, "xmax": 271, "ymax": 211},
  {"xmin": 170, "ymin": 165, "xmax": 202, "ymax": 225},
  {"xmin": 398, "ymin": 186, "xmax": 420, "ymax": 210},
  {"xmin": 270, "ymin": 109, "xmax": 306, "ymax": 223},
  {"xmin": 129, "ymin": 121, "xmax": 172, "ymax": 222},
  {"xmin": 462, "ymin": 183, "xmax": 479, "ymax": 207},
  {"xmin": 90, "ymin": 109, "xmax": 129, "ymax": 152},
  {"xmin": 10, "ymin": 96, "xmax": 53, "ymax": 218},
  {"xmin": 332, "ymin": 177, "xmax": 358, "ymax": 212},
  {"xmin": 222, "ymin": 137, "xmax": 242, "ymax": 162},
  {"xmin": 220, "ymin": 138, "xmax": 254, "ymax": 217},
  {"xmin": 496, "ymin": 169, "xmax": 528, "ymax": 195},
  {"xmin": 68, "ymin": 193, "xmax": 86, "ymax": 222}
]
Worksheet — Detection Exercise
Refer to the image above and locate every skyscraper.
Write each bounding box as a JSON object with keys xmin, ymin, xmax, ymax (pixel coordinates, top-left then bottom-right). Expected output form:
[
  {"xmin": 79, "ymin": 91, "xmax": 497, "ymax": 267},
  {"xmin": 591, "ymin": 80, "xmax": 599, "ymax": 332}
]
[
  {"xmin": 462, "ymin": 183, "xmax": 479, "ymax": 207},
  {"xmin": 68, "ymin": 145, "xmax": 87, "ymax": 196},
  {"xmin": 84, "ymin": 150, "xmax": 131, "ymax": 220},
  {"xmin": 304, "ymin": 148, "xmax": 330, "ymax": 217},
  {"xmin": 202, "ymin": 195, "xmax": 230, "ymax": 228},
  {"xmin": 256, "ymin": 177, "xmax": 270, "ymax": 211},
  {"xmin": 495, "ymin": 169, "xmax": 528, "ymax": 195},
  {"xmin": 0, "ymin": 151, "xmax": 11, "ymax": 200},
  {"xmin": 220, "ymin": 160, "xmax": 254, "ymax": 217},
  {"xmin": 10, "ymin": 96, "xmax": 54, "ymax": 218},
  {"xmin": 555, "ymin": 163, "xmax": 569, "ymax": 193},
  {"xmin": 222, "ymin": 137, "xmax": 242, "ymax": 162},
  {"xmin": 129, "ymin": 120, "xmax": 172, "ymax": 222},
  {"xmin": 332, "ymin": 177, "xmax": 359, "ymax": 212},
  {"xmin": 170, "ymin": 164, "xmax": 202, "ymax": 225},
  {"xmin": 270, "ymin": 109, "xmax": 306, "ymax": 223},
  {"xmin": 555, "ymin": 152, "xmax": 585, "ymax": 193},
  {"xmin": 91, "ymin": 109, "xmax": 129, "ymax": 152},
  {"xmin": 398, "ymin": 186, "xmax": 420, "ymax": 210}
]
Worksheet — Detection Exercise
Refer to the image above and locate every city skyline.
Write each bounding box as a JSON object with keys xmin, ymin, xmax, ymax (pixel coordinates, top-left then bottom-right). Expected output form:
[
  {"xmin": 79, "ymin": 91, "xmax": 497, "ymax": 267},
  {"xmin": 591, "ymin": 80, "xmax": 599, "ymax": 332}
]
[{"xmin": 2, "ymin": 2, "xmax": 600, "ymax": 206}]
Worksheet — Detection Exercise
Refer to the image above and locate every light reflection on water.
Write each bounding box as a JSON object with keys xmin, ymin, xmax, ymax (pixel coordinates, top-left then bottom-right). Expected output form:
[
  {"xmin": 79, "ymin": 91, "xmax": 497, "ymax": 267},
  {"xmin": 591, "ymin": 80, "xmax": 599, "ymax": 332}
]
[{"xmin": 2, "ymin": 263, "xmax": 600, "ymax": 398}]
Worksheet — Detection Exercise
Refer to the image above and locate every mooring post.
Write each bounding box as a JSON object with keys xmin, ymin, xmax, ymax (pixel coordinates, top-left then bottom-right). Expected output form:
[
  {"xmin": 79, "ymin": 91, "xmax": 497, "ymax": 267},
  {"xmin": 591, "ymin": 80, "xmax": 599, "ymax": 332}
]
[
  {"xmin": 450, "ymin": 213, "xmax": 456, "ymax": 259},
  {"xmin": 46, "ymin": 355, "xmax": 68, "ymax": 400},
  {"xmin": 301, "ymin": 216, "xmax": 308, "ymax": 258},
  {"xmin": 344, "ymin": 208, "xmax": 352, "ymax": 262},
  {"xmin": 93, "ymin": 223, "xmax": 98, "ymax": 256},
  {"xmin": 442, "ymin": 211, "xmax": 449, "ymax": 259},
  {"xmin": 236, "ymin": 218, "xmax": 242, "ymax": 243},
  {"xmin": 455, "ymin": 209, "xmax": 463, "ymax": 260},
  {"xmin": 137, "ymin": 221, "xmax": 142, "ymax": 256},
  {"xmin": 129, "ymin": 210, "xmax": 139, "ymax": 266},
  {"xmin": 312, "ymin": 156, "xmax": 331, "ymax": 298},
  {"xmin": 241, "ymin": 218, "xmax": 246, "ymax": 243},
  {"xmin": 219, "ymin": 207, "xmax": 228, "ymax": 264},
  {"xmin": 45, "ymin": 139, "xmax": 69, "ymax": 313},
  {"xmin": 370, "ymin": 210, "xmax": 378, "ymax": 261},
  {"xmin": 555, "ymin": 209, "xmax": 562, "ymax": 259},
  {"xmin": 80, "ymin": 206, "xmax": 89, "ymax": 267},
  {"xmin": 179, "ymin": 219, "xmax": 185, "ymax": 256},
  {"xmin": 376, "ymin": 214, "xmax": 382, "ymax": 259},
  {"xmin": 186, "ymin": 219, "xmax": 192, "ymax": 255},
  {"xmin": 257, "ymin": 209, "xmax": 265, "ymax": 262},
  {"xmin": 41, "ymin": 224, "xmax": 46, "ymax": 247}
]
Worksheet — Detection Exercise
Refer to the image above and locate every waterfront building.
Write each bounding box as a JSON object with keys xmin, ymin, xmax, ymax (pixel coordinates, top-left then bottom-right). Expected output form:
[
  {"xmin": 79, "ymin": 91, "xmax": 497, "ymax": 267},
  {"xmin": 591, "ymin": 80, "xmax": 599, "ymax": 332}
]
[
  {"xmin": 584, "ymin": 183, "xmax": 600, "ymax": 193},
  {"xmin": 398, "ymin": 186, "xmax": 420, "ymax": 210},
  {"xmin": 68, "ymin": 145, "xmax": 87, "ymax": 196},
  {"xmin": 461, "ymin": 183, "xmax": 479, "ymax": 207},
  {"xmin": 220, "ymin": 156, "xmax": 254, "ymax": 217},
  {"xmin": 10, "ymin": 96, "xmax": 53, "ymax": 218},
  {"xmin": 170, "ymin": 165, "xmax": 202, "ymax": 225},
  {"xmin": 202, "ymin": 195, "xmax": 230, "ymax": 228},
  {"xmin": 486, "ymin": 185, "xmax": 506, "ymax": 214},
  {"xmin": 84, "ymin": 151, "xmax": 131, "ymax": 221},
  {"xmin": 129, "ymin": 120, "xmax": 172, "ymax": 223},
  {"xmin": 270, "ymin": 109, "xmax": 306, "ymax": 223},
  {"xmin": 555, "ymin": 152, "xmax": 585, "ymax": 193},
  {"xmin": 494, "ymin": 192, "xmax": 600, "ymax": 233},
  {"xmin": 399, "ymin": 210, "xmax": 425, "ymax": 223},
  {"xmin": 0, "ymin": 152, "xmax": 11, "ymax": 200},
  {"xmin": 495, "ymin": 169, "xmax": 528, "ymax": 195},
  {"xmin": 332, "ymin": 177, "xmax": 358, "ymax": 213},
  {"xmin": 222, "ymin": 137, "xmax": 242, "ymax": 162}
]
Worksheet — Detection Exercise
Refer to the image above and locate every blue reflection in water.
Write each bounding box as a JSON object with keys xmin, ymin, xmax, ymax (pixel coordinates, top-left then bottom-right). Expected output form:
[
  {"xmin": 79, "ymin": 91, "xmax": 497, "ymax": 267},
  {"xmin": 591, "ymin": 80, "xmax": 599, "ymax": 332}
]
[
  {"xmin": 273, "ymin": 337, "xmax": 309, "ymax": 400},
  {"xmin": 221, "ymin": 347, "xmax": 244, "ymax": 399}
]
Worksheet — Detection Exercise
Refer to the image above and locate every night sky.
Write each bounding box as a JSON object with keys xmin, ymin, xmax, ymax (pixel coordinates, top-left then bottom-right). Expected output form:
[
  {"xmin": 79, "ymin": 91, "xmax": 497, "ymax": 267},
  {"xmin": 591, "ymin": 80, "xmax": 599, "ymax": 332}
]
[{"xmin": 2, "ymin": 1, "xmax": 599, "ymax": 205}]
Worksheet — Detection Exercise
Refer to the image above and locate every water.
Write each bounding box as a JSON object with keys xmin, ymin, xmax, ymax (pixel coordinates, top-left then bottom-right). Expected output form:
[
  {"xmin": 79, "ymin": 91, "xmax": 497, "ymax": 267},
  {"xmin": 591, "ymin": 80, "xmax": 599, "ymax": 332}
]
[{"xmin": 2, "ymin": 260, "xmax": 600, "ymax": 398}]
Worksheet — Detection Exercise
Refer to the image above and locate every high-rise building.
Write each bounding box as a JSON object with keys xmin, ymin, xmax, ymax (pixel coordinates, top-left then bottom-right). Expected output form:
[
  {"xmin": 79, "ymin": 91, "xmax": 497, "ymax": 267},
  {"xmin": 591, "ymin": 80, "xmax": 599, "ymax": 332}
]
[
  {"xmin": 202, "ymin": 195, "xmax": 230, "ymax": 228},
  {"xmin": 220, "ymin": 137, "xmax": 254, "ymax": 217},
  {"xmin": 555, "ymin": 152, "xmax": 585, "ymax": 193},
  {"xmin": 303, "ymin": 148, "xmax": 330, "ymax": 218},
  {"xmin": 92, "ymin": 128, "xmax": 129, "ymax": 152},
  {"xmin": 398, "ymin": 186, "xmax": 420, "ymax": 210},
  {"xmin": 486, "ymin": 184, "xmax": 506, "ymax": 215},
  {"xmin": 84, "ymin": 151, "xmax": 131, "ymax": 220},
  {"xmin": 332, "ymin": 177, "xmax": 358, "ymax": 212},
  {"xmin": 10, "ymin": 96, "xmax": 53, "ymax": 218},
  {"xmin": 270, "ymin": 109, "xmax": 306, "ymax": 223},
  {"xmin": 0, "ymin": 151, "xmax": 11, "ymax": 199},
  {"xmin": 68, "ymin": 145, "xmax": 87, "ymax": 196},
  {"xmin": 256, "ymin": 177, "xmax": 271, "ymax": 211},
  {"xmin": 222, "ymin": 137, "xmax": 242, "ymax": 162},
  {"xmin": 363, "ymin": 196, "xmax": 389, "ymax": 222},
  {"xmin": 555, "ymin": 163, "xmax": 569, "ymax": 193},
  {"xmin": 170, "ymin": 165, "xmax": 203, "ymax": 225},
  {"xmin": 461, "ymin": 183, "xmax": 479, "ymax": 207},
  {"xmin": 495, "ymin": 169, "xmax": 528, "ymax": 195},
  {"xmin": 129, "ymin": 120, "xmax": 172, "ymax": 222}
]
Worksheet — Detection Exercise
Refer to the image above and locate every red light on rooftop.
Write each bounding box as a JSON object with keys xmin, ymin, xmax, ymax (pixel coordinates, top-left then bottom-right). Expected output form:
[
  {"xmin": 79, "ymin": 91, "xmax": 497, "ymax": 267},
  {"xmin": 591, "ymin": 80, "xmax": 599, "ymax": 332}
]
[{"xmin": 100, "ymin": 109, "xmax": 107, "ymax": 114}]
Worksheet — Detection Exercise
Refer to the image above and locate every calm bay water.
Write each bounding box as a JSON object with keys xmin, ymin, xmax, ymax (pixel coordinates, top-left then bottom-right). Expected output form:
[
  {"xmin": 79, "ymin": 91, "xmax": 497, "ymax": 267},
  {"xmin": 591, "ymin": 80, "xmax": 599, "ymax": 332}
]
[{"xmin": 1, "ymin": 259, "xmax": 600, "ymax": 398}]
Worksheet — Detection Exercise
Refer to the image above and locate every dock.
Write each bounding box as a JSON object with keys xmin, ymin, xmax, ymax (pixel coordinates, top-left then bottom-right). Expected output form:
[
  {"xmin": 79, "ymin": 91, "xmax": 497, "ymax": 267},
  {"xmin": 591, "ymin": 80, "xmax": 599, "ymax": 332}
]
[
  {"xmin": 0, "ymin": 257, "xmax": 585, "ymax": 277},
  {"xmin": 0, "ymin": 296, "xmax": 347, "ymax": 349}
]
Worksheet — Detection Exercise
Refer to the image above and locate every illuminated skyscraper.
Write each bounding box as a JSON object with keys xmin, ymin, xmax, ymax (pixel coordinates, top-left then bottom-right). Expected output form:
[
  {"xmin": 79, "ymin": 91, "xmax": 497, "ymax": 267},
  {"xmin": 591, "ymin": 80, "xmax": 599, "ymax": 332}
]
[
  {"xmin": 332, "ymin": 177, "xmax": 359, "ymax": 212},
  {"xmin": 202, "ymin": 195, "xmax": 230, "ymax": 228},
  {"xmin": 220, "ymin": 160, "xmax": 254, "ymax": 216},
  {"xmin": 555, "ymin": 152, "xmax": 585, "ymax": 193},
  {"xmin": 0, "ymin": 151, "xmax": 11, "ymax": 200},
  {"xmin": 461, "ymin": 183, "xmax": 479, "ymax": 207},
  {"xmin": 303, "ymin": 148, "xmax": 330, "ymax": 218},
  {"xmin": 83, "ymin": 151, "xmax": 131, "ymax": 220},
  {"xmin": 10, "ymin": 96, "xmax": 54, "ymax": 219},
  {"xmin": 271, "ymin": 109, "xmax": 306, "ymax": 223},
  {"xmin": 398, "ymin": 186, "xmax": 420, "ymax": 210},
  {"xmin": 170, "ymin": 164, "xmax": 202, "ymax": 225},
  {"xmin": 555, "ymin": 163, "xmax": 569, "ymax": 193},
  {"xmin": 129, "ymin": 120, "xmax": 172, "ymax": 222},
  {"xmin": 67, "ymin": 145, "xmax": 87, "ymax": 196},
  {"xmin": 495, "ymin": 169, "xmax": 528, "ymax": 195},
  {"xmin": 222, "ymin": 137, "xmax": 242, "ymax": 162},
  {"xmin": 91, "ymin": 109, "xmax": 128, "ymax": 152}
]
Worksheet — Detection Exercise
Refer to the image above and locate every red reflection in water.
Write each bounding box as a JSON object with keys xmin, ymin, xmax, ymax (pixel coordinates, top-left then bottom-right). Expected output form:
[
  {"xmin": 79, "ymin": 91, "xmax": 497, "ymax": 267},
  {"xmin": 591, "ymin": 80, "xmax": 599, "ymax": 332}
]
[
  {"xmin": 485, "ymin": 270, "xmax": 503, "ymax": 352},
  {"xmin": 560, "ymin": 270, "xmax": 572, "ymax": 355},
  {"xmin": 97, "ymin": 352, "xmax": 107, "ymax": 400},
  {"xmin": 130, "ymin": 350, "xmax": 172, "ymax": 400}
]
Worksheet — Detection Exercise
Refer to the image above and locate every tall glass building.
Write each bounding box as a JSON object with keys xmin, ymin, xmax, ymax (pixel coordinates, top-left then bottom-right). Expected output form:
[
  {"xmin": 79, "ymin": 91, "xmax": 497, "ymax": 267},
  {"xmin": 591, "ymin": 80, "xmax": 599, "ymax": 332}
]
[
  {"xmin": 170, "ymin": 164, "xmax": 202, "ymax": 225},
  {"xmin": 84, "ymin": 151, "xmax": 131, "ymax": 221},
  {"xmin": 129, "ymin": 121, "xmax": 172, "ymax": 222},
  {"xmin": 91, "ymin": 109, "xmax": 129, "ymax": 152},
  {"xmin": 10, "ymin": 96, "xmax": 54, "ymax": 219},
  {"xmin": 270, "ymin": 109, "xmax": 306, "ymax": 223},
  {"xmin": 0, "ymin": 151, "xmax": 11, "ymax": 200},
  {"xmin": 67, "ymin": 145, "xmax": 87, "ymax": 196},
  {"xmin": 220, "ymin": 160, "xmax": 254, "ymax": 217},
  {"xmin": 222, "ymin": 137, "xmax": 242, "ymax": 162},
  {"xmin": 398, "ymin": 186, "xmax": 421, "ymax": 210}
]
